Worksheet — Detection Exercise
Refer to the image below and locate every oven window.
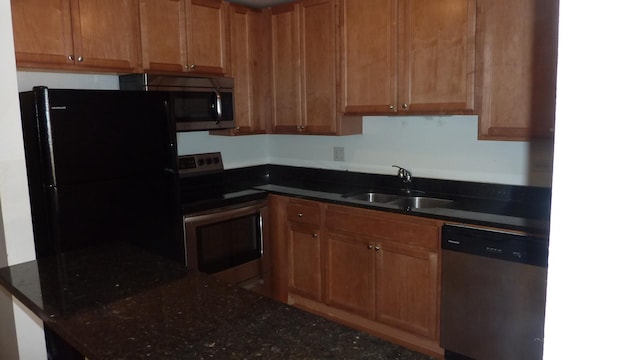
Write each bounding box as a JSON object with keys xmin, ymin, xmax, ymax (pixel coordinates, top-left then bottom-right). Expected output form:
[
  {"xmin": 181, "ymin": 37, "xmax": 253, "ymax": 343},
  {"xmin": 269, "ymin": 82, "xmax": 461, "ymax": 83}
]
[{"xmin": 196, "ymin": 213, "xmax": 261, "ymax": 274}]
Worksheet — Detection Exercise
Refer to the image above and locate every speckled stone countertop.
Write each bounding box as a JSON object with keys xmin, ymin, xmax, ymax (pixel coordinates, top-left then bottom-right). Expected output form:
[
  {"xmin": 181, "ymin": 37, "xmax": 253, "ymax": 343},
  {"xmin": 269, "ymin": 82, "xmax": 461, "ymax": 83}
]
[{"xmin": 0, "ymin": 242, "xmax": 434, "ymax": 360}]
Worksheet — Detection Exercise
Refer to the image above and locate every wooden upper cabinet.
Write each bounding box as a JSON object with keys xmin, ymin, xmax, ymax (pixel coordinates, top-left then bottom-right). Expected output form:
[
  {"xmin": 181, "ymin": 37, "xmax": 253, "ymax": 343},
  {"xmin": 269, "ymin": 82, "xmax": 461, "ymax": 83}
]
[
  {"xmin": 270, "ymin": 0, "xmax": 362, "ymax": 135},
  {"xmin": 341, "ymin": 0, "xmax": 475, "ymax": 115},
  {"xmin": 398, "ymin": 0, "xmax": 476, "ymax": 113},
  {"xmin": 139, "ymin": 0, "xmax": 230, "ymax": 75},
  {"xmin": 187, "ymin": 0, "xmax": 230, "ymax": 74},
  {"xmin": 270, "ymin": 3, "xmax": 301, "ymax": 133},
  {"xmin": 476, "ymin": 0, "xmax": 559, "ymax": 140},
  {"xmin": 225, "ymin": 4, "xmax": 269, "ymax": 135},
  {"xmin": 341, "ymin": 0, "xmax": 397, "ymax": 114},
  {"xmin": 139, "ymin": 0, "xmax": 187, "ymax": 73},
  {"xmin": 11, "ymin": 0, "xmax": 141, "ymax": 72}
]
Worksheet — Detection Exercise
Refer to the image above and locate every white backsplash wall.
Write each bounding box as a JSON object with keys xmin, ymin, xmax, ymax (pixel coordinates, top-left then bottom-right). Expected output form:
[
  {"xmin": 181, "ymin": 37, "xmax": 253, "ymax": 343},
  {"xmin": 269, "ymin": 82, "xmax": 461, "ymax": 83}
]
[
  {"xmin": 266, "ymin": 116, "xmax": 553, "ymax": 187},
  {"xmin": 177, "ymin": 132, "xmax": 269, "ymax": 168},
  {"xmin": 16, "ymin": 71, "xmax": 554, "ymax": 187}
]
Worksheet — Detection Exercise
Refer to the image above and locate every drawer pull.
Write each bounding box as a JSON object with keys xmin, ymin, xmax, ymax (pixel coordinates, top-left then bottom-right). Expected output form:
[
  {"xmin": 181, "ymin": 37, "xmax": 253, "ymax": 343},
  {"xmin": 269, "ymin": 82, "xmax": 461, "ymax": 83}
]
[
  {"xmin": 297, "ymin": 213, "xmax": 303, "ymax": 217},
  {"xmin": 312, "ymin": 233, "xmax": 318, "ymax": 238}
]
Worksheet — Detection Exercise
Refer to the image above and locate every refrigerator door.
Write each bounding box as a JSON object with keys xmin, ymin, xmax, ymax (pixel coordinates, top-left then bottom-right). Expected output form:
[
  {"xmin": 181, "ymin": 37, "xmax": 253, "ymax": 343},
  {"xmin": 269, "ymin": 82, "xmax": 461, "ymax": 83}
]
[
  {"xmin": 50, "ymin": 176, "xmax": 183, "ymax": 263},
  {"xmin": 20, "ymin": 88, "xmax": 182, "ymax": 262}
]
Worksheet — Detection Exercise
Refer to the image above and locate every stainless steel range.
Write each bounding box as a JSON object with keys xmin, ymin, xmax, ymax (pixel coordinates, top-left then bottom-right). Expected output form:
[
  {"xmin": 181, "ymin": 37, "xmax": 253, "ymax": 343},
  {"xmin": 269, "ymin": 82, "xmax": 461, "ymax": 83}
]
[{"xmin": 178, "ymin": 152, "xmax": 270, "ymax": 294}]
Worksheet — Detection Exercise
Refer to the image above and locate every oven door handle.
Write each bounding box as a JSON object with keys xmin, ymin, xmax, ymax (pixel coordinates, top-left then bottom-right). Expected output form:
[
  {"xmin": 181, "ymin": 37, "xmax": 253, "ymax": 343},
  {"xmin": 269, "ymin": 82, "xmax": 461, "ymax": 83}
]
[{"xmin": 183, "ymin": 200, "xmax": 266, "ymax": 225}]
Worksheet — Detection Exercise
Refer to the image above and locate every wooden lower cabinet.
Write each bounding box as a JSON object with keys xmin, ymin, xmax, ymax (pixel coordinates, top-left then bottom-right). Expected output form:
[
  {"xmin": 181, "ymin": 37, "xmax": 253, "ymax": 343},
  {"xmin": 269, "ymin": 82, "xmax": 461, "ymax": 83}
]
[
  {"xmin": 376, "ymin": 241, "xmax": 439, "ymax": 338},
  {"xmin": 287, "ymin": 222, "xmax": 322, "ymax": 301},
  {"xmin": 325, "ymin": 231, "xmax": 375, "ymax": 318},
  {"xmin": 270, "ymin": 195, "xmax": 443, "ymax": 357}
]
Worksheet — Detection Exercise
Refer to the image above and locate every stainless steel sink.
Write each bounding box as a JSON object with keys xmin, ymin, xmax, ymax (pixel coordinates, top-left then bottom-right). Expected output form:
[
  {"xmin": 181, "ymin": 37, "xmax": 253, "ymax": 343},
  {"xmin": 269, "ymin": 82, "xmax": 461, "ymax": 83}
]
[
  {"xmin": 344, "ymin": 192, "xmax": 453, "ymax": 209},
  {"xmin": 389, "ymin": 196, "xmax": 453, "ymax": 209},
  {"xmin": 345, "ymin": 192, "xmax": 402, "ymax": 203}
]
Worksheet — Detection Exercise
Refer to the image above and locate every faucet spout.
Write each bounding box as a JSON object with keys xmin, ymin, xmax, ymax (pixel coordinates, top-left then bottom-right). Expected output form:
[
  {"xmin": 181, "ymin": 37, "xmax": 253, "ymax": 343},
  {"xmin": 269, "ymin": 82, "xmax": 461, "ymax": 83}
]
[{"xmin": 392, "ymin": 165, "xmax": 412, "ymax": 193}]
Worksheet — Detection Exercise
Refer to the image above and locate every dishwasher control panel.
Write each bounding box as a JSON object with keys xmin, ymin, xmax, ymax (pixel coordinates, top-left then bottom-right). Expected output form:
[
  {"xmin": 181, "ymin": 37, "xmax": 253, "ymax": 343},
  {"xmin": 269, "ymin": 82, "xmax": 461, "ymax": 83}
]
[{"xmin": 442, "ymin": 224, "xmax": 548, "ymax": 267}]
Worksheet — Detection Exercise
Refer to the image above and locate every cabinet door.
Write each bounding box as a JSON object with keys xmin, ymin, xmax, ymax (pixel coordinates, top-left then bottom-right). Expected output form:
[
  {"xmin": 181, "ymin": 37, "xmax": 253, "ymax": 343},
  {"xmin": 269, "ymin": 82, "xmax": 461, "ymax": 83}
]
[
  {"xmin": 299, "ymin": 0, "xmax": 337, "ymax": 134},
  {"xmin": 270, "ymin": 4, "xmax": 302, "ymax": 133},
  {"xmin": 376, "ymin": 241, "xmax": 439, "ymax": 339},
  {"xmin": 476, "ymin": 0, "xmax": 559, "ymax": 140},
  {"xmin": 325, "ymin": 231, "xmax": 375, "ymax": 319},
  {"xmin": 185, "ymin": 0, "xmax": 229, "ymax": 74},
  {"xmin": 287, "ymin": 222, "xmax": 322, "ymax": 301},
  {"xmin": 11, "ymin": 0, "xmax": 75, "ymax": 68},
  {"xmin": 69, "ymin": 0, "xmax": 141, "ymax": 71},
  {"xmin": 139, "ymin": 0, "xmax": 188, "ymax": 73},
  {"xmin": 398, "ymin": 0, "xmax": 475, "ymax": 113},
  {"xmin": 341, "ymin": 0, "xmax": 398, "ymax": 114},
  {"xmin": 229, "ymin": 5, "xmax": 268, "ymax": 135}
]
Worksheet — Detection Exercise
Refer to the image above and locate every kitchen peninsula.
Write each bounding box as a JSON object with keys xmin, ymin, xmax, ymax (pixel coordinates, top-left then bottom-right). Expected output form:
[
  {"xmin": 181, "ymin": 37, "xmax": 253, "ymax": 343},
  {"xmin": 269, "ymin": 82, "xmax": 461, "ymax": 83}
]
[{"xmin": 0, "ymin": 242, "xmax": 433, "ymax": 360}]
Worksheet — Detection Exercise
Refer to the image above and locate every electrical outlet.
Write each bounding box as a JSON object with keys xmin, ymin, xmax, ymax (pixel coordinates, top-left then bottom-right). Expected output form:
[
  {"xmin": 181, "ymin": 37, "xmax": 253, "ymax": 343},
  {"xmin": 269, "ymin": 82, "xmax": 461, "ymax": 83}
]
[{"xmin": 333, "ymin": 146, "xmax": 345, "ymax": 162}]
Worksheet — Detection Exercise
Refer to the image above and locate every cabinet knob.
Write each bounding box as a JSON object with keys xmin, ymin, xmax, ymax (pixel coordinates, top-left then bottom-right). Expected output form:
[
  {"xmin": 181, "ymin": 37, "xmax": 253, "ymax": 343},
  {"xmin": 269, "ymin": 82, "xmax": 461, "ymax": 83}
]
[
  {"xmin": 389, "ymin": 105, "xmax": 395, "ymax": 110},
  {"xmin": 77, "ymin": 56, "xmax": 84, "ymax": 63},
  {"xmin": 367, "ymin": 244, "xmax": 373, "ymax": 250},
  {"xmin": 235, "ymin": 126, "xmax": 241, "ymax": 131},
  {"xmin": 190, "ymin": 64, "xmax": 196, "ymax": 70},
  {"xmin": 67, "ymin": 55, "xmax": 74, "ymax": 61},
  {"xmin": 297, "ymin": 213, "xmax": 303, "ymax": 217},
  {"xmin": 183, "ymin": 65, "xmax": 188, "ymax": 70},
  {"xmin": 299, "ymin": 125, "xmax": 305, "ymax": 130},
  {"xmin": 374, "ymin": 245, "xmax": 381, "ymax": 251},
  {"xmin": 402, "ymin": 103, "xmax": 408, "ymax": 110},
  {"xmin": 312, "ymin": 233, "xmax": 318, "ymax": 238}
]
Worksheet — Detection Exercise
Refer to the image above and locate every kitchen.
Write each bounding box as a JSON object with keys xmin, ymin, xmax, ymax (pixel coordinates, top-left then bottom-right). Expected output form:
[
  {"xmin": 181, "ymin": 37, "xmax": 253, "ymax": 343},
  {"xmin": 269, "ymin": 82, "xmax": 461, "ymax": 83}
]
[{"xmin": 1, "ymin": 0, "xmax": 639, "ymax": 360}]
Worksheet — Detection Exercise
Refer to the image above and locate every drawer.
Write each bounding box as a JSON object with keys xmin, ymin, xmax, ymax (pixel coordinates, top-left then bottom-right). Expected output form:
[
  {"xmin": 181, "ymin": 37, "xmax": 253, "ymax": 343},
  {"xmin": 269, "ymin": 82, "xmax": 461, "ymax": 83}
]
[
  {"xmin": 326, "ymin": 204, "xmax": 441, "ymax": 250},
  {"xmin": 286, "ymin": 200, "xmax": 321, "ymax": 225}
]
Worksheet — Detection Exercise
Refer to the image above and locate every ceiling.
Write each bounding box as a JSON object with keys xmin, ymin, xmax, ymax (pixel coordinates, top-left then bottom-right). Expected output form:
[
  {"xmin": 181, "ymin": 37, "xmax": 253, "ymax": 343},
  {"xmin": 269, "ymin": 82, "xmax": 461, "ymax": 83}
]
[{"xmin": 228, "ymin": 0, "xmax": 296, "ymax": 8}]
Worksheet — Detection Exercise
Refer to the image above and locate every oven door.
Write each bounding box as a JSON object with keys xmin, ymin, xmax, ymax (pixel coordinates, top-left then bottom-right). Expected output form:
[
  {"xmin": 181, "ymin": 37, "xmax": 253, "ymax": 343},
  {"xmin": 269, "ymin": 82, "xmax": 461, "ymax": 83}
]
[{"xmin": 183, "ymin": 200, "xmax": 268, "ymax": 282}]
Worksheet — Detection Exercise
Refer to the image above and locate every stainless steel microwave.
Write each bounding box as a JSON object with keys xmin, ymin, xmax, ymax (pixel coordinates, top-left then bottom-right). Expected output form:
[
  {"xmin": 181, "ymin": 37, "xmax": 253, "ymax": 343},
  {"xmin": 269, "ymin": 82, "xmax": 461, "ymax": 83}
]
[{"xmin": 119, "ymin": 74, "xmax": 236, "ymax": 131}]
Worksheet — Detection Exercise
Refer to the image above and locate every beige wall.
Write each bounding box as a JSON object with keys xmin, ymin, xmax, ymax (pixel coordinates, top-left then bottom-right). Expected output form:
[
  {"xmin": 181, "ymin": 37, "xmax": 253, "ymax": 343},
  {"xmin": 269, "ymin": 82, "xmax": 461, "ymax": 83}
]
[{"xmin": 0, "ymin": 0, "xmax": 46, "ymax": 358}]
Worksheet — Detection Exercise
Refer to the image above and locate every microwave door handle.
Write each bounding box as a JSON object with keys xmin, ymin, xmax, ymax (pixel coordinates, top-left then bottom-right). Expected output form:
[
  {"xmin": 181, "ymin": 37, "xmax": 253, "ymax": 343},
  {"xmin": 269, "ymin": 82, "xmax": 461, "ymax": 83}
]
[{"xmin": 212, "ymin": 89, "xmax": 222, "ymax": 124}]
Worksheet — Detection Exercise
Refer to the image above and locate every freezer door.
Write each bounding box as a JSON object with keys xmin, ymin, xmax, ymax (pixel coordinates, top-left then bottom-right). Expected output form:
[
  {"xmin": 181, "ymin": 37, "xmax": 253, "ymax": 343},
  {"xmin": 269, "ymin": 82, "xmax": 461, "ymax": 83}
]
[{"xmin": 36, "ymin": 88, "xmax": 176, "ymax": 185}]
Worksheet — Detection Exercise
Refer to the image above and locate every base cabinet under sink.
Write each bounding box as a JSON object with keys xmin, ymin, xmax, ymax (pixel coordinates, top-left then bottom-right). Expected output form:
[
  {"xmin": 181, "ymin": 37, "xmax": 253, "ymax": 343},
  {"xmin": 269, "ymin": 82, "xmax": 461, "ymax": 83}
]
[{"xmin": 269, "ymin": 195, "xmax": 443, "ymax": 358}]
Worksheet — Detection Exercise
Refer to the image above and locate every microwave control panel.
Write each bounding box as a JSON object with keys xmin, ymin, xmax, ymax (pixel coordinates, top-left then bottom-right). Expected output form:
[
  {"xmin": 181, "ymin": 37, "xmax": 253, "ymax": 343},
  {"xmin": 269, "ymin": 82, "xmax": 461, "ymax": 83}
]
[{"xmin": 178, "ymin": 152, "xmax": 223, "ymax": 176}]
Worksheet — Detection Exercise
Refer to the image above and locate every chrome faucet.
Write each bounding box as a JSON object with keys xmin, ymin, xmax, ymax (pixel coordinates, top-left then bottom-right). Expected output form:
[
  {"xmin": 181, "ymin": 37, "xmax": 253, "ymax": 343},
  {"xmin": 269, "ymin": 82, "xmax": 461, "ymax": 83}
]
[{"xmin": 392, "ymin": 165, "xmax": 412, "ymax": 193}]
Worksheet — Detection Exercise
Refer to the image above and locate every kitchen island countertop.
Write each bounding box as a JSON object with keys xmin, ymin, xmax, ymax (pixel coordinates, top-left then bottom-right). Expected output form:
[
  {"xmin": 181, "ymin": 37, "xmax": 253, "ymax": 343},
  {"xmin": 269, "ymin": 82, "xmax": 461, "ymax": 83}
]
[{"xmin": 0, "ymin": 242, "xmax": 433, "ymax": 360}]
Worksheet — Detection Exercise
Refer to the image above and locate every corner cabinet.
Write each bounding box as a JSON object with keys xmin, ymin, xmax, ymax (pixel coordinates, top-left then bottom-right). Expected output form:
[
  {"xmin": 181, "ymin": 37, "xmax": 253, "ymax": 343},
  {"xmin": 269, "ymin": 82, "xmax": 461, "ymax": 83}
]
[
  {"xmin": 139, "ymin": 0, "xmax": 230, "ymax": 75},
  {"xmin": 222, "ymin": 4, "xmax": 270, "ymax": 135},
  {"xmin": 269, "ymin": 0, "xmax": 362, "ymax": 135},
  {"xmin": 11, "ymin": 0, "xmax": 142, "ymax": 72},
  {"xmin": 269, "ymin": 195, "xmax": 443, "ymax": 357},
  {"xmin": 340, "ymin": 0, "xmax": 476, "ymax": 115},
  {"xmin": 475, "ymin": 0, "xmax": 559, "ymax": 140}
]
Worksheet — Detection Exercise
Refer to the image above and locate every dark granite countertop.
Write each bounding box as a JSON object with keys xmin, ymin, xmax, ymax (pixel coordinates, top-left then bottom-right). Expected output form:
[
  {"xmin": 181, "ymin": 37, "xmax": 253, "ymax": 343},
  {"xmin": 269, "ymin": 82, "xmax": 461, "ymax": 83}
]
[
  {"xmin": 255, "ymin": 184, "xmax": 548, "ymax": 234},
  {"xmin": 200, "ymin": 165, "xmax": 551, "ymax": 234},
  {"xmin": 0, "ymin": 242, "xmax": 434, "ymax": 360}
]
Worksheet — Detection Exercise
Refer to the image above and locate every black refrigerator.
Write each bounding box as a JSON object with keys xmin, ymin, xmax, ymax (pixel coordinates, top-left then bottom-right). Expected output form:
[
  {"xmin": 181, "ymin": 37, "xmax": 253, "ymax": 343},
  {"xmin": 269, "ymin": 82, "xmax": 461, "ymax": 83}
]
[{"xmin": 19, "ymin": 87, "xmax": 184, "ymax": 264}]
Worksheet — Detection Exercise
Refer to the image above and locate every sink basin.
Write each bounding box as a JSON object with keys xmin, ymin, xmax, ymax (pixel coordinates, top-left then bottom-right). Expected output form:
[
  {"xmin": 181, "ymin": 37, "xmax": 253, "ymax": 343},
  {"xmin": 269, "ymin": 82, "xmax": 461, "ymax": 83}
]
[
  {"xmin": 344, "ymin": 192, "xmax": 453, "ymax": 209},
  {"xmin": 389, "ymin": 197, "xmax": 454, "ymax": 209},
  {"xmin": 345, "ymin": 192, "xmax": 402, "ymax": 203}
]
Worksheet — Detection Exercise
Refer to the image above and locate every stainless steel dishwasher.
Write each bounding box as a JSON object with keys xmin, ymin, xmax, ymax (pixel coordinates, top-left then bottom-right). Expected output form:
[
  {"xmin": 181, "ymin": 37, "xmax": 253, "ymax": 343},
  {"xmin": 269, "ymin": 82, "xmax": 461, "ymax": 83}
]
[{"xmin": 440, "ymin": 224, "xmax": 549, "ymax": 360}]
